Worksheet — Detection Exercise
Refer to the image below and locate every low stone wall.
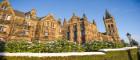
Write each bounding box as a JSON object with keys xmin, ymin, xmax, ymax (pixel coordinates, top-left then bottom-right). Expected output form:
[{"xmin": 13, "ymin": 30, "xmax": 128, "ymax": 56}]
[{"xmin": 0, "ymin": 47, "xmax": 138, "ymax": 60}]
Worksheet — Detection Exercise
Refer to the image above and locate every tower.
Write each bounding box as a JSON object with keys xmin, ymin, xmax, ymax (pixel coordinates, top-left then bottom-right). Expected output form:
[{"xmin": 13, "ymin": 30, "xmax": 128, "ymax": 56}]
[
  {"xmin": 62, "ymin": 18, "xmax": 67, "ymax": 39},
  {"xmin": 103, "ymin": 10, "xmax": 120, "ymax": 41}
]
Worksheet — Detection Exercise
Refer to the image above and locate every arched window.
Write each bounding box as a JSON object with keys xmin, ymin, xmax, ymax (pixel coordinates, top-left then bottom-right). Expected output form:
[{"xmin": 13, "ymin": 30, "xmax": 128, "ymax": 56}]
[
  {"xmin": 108, "ymin": 25, "xmax": 111, "ymax": 29},
  {"xmin": 111, "ymin": 24, "xmax": 114, "ymax": 28},
  {"xmin": 80, "ymin": 24, "xmax": 84, "ymax": 31},
  {"xmin": 73, "ymin": 24, "xmax": 77, "ymax": 31},
  {"xmin": 0, "ymin": 25, "xmax": 4, "ymax": 32},
  {"xmin": 68, "ymin": 26, "xmax": 70, "ymax": 31},
  {"xmin": 111, "ymin": 24, "xmax": 114, "ymax": 32}
]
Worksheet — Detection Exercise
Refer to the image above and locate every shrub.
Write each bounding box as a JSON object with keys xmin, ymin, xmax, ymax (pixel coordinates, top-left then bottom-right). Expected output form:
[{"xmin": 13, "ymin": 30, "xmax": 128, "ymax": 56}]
[
  {"xmin": 84, "ymin": 40, "xmax": 123, "ymax": 51},
  {"xmin": 5, "ymin": 40, "xmax": 31, "ymax": 52},
  {"xmin": 0, "ymin": 39, "xmax": 124, "ymax": 52}
]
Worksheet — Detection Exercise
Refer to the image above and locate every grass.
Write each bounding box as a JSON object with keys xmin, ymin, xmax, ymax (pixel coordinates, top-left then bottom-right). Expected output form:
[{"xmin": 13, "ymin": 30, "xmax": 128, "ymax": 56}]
[{"xmin": 0, "ymin": 48, "xmax": 138, "ymax": 60}]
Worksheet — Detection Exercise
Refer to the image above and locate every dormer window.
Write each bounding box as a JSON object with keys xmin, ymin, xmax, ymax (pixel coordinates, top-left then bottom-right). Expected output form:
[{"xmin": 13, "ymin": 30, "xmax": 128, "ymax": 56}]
[
  {"xmin": 25, "ymin": 15, "xmax": 31, "ymax": 19},
  {"xmin": 1, "ymin": 5, "xmax": 7, "ymax": 10}
]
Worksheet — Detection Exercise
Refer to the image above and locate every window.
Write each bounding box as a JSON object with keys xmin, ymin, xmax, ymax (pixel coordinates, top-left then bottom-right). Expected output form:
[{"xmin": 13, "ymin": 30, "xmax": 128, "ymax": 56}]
[
  {"xmin": 0, "ymin": 26, "xmax": 4, "ymax": 32},
  {"xmin": 68, "ymin": 26, "xmax": 70, "ymax": 31},
  {"xmin": 111, "ymin": 24, "xmax": 114, "ymax": 28},
  {"xmin": 45, "ymin": 32, "xmax": 48, "ymax": 36},
  {"xmin": 0, "ymin": 14, "xmax": 2, "ymax": 19},
  {"xmin": 2, "ymin": 14, "xmax": 6, "ymax": 20},
  {"xmin": 22, "ymin": 30, "xmax": 29, "ymax": 35},
  {"xmin": 52, "ymin": 23, "xmax": 54, "ymax": 28},
  {"xmin": 28, "ymin": 22, "xmax": 31, "ymax": 26},
  {"xmin": 74, "ymin": 31, "xmax": 77, "ymax": 42},
  {"xmin": 48, "ymin": 22, "xmax": 50, "ymax": 27},
  {"xmin": 73, "ymin": 24, "xmax": 77, "ymax": 31},
  {"xmin": 1, "ymin": 5, "xmax": 7, "ymax": 10},
  {"xmin": 80, "ymin": 24, "xmax": 84, "ymax": 31},
  {"xmin": 4, "ymin": 14, "xmax": 8, "ymax": 20},
  {"xmin": 51, "ymin": 22, "xmax": 52, "ymax": 28},
  {"xmin": 6, "ymin": 15, "xmax": 11, "ymax": 20},
  {"xmin": 81, "ymin": 31, "xmax": 85, "ymax": 36},
  {"xmin": 111, "ymin": 24, "xmax": 114, "ymax": 33},
  {"xmin": 67, "ymin": 32, "xmax": 70, "ymax": 40},
  {"xmin": 25, "ymin": 15, "xmax": 31, "ymax": 19},
  {"xmin": 108, "ymin": 25, "xmax": 111, "ymax": 29}
]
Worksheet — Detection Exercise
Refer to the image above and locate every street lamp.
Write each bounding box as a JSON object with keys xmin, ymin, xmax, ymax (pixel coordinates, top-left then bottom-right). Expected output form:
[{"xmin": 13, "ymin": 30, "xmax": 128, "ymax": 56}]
[{"xmin": 126, "ymin": 33, "xmax": 133, "ymax": 47}]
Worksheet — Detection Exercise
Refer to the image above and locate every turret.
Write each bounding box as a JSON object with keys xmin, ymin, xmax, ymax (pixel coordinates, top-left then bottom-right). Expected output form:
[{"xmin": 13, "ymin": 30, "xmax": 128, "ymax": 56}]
[
  {"xmin": 105, "ymin": 9, "xmax": 112, "ymax": 19},
  {"xmin": 30, "ymin": 9, "xmax": 37, "ymax": 19},
  {"xmin": 83, "ymin": 13, "xmax": 87, "ymax": 19},
  {"xmin": 63, "ymin": 18, "xmax": 67, "ymax": 26},
  {"xmin": 92, "ymin": 19, "xmax": 96, "ymax": 25}
]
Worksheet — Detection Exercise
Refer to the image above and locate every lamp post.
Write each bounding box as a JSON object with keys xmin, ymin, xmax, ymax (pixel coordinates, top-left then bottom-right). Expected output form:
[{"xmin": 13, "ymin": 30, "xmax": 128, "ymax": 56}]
[{"xmin": 126, "ymin": 33, "xmax": 133, "ymax": 47}]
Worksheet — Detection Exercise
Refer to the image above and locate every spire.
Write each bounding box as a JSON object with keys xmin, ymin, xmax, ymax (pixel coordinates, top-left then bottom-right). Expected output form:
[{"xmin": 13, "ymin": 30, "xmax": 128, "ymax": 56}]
[
  {"xmin": 63, "ymin": 18, "xmax": 67, "ymax": 26},
  {"xmin": 58, "ymin": 18, "xmax": 61, "ymax": 25},
  {"xmin": 92, "ymin": 19, "xmax": 96, "ymax": 25},
  {"xmin": 103, "ymin": 16, "xmax": 105, "ymax": 20},
  {"xmin": 82, "ymin": 13, "xmax": 87, "ymax": 18},
  {"xmin": 105, "ymin": 9, "xmax": 112, "ymax": 19},
  {"xmin": 72, "ymin": 12, "xmax": 76, "ymax": 17},
  {"xmin": 30, "ymin": 8, "xmax": 37, "ymax": 19}
]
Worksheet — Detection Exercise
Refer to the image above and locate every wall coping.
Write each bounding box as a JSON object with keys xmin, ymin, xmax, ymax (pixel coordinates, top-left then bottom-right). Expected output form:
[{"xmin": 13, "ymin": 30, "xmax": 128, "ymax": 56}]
[
  {"xmin": 0, "ymin": 52, "xmax": 105, "ymax": 57},
  {"xmin": 99, "ymin": 46, "xmax": 138, "ymax": 52}
]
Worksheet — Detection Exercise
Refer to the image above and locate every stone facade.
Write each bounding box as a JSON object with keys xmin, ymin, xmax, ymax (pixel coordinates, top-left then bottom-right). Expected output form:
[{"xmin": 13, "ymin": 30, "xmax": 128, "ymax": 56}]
[
  {"xmin": 62, "ymin": 12, "xmax": 120, "ymax": 43},
  {"xmin": 0, "ymin": 0, "xmax": 120, "ymax": 43}
]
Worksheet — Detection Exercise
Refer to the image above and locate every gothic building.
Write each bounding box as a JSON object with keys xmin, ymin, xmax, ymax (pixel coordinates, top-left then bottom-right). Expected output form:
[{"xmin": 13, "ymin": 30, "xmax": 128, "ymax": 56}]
[{"xmin": 0, "ymin": 0, "xmax": 120, "ymax": 43}]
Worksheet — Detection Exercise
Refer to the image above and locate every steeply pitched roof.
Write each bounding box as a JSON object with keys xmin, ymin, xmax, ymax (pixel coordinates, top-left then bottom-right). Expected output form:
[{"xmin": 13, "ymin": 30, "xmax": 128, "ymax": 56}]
[
  {"xmin": 14, "ymin": 10, "xmax": 25, "ymax": 17},
  {"xmin": 105, "ymin": 10, "xmax": 112, "ymax": 19}
]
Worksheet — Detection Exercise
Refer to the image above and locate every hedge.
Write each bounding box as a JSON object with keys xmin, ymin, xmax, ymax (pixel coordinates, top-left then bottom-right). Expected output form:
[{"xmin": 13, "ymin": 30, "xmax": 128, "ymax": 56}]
[{"xmin": 0, "ymin": 40, "xmax": 123, "ymax": 53}]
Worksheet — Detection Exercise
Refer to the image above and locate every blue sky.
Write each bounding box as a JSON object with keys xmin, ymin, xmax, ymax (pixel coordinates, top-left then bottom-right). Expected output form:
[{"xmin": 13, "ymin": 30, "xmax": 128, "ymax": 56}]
[{"xmin": 1, "ymin": 0, "xmax": 140, "ymax": 43}]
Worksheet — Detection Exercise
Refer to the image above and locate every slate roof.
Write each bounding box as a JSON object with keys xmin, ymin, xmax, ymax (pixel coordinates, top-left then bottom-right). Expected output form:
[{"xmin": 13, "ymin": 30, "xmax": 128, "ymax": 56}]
[{"xmin": 14, "ymin": 10, "xmax": 25, "ymax": 17}]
